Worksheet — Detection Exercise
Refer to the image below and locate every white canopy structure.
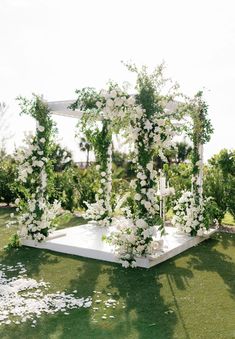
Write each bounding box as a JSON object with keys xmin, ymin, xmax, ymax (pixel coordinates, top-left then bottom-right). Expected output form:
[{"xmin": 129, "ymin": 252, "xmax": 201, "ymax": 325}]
[{"xmin": 47, "ymin": 99, "xmax": 179, "ymax": 118}]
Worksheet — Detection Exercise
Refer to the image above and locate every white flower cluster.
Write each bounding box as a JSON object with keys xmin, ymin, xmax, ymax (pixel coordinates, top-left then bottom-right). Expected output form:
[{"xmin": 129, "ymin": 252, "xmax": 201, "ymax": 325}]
[
  {"xmin": 172, "ymin": 191, "xmax": 206, "ymax": 236},
  {"xmin": 15, "ymin": 125, "xmax": 61, "ymax": 241},
  {"xmin": 107, "ymin": 217, "xmax": 161, "ymax": 268},
  {"xmin": 95, "ymin": 85, "xmax": 138, "ymax": 123},
  {"xmin": 16, "ymin": 132, "xmax": 47, "ymax": 183},
  {"xmin": 134, "ymin": 162, "xmax": 160, "ymax": 215},
  {"xmin": 107, "ymin": 102, "xmax": 175, "ymax": 264},
  {"xmin": 84, "ymin": 144, "xmax": 112, "ymax": 227},
  {"xmin": 129, "ymin": 113, "xmax": 174, "ymax": 163},
  {"xmin": 16, "ymin": 197, "xmax": 61, "ymax": 242},
  {"xmin": 0, "ymin": 262, "xmax": 92, "ymax": 327}
]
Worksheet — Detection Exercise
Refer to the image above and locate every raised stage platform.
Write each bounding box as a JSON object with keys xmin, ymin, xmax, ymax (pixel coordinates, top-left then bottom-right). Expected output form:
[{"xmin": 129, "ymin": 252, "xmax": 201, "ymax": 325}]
[{"xmin": 21, "ymin": 224, "xmax": 217, "ymax": 268}]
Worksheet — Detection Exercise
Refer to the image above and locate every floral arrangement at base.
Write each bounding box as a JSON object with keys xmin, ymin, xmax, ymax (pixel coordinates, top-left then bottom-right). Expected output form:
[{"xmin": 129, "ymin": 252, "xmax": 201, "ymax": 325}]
[
  {"xmin": 172, "ymin": 191, "xmax": 208, "ymax": 236},
  {"xmin": 105, "ymin": 217, "xmax": 162, "ymax": 268},
  {"xmin": 16, "ymin": 196, "xmax": 61, "ymax": 242}
]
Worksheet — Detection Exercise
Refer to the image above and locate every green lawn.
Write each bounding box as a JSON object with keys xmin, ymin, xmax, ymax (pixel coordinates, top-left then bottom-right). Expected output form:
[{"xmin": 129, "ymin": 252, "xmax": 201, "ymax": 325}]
[{"xmin": 0, "ymin": 207, "xmax": 235, "ymax": 339}]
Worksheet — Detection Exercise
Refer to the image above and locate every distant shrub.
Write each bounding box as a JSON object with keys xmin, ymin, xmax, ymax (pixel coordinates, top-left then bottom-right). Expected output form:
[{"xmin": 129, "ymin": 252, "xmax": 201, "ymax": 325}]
[{"xmin": 0, "ymin": 155, "xmax": 17, "ymax": 204}]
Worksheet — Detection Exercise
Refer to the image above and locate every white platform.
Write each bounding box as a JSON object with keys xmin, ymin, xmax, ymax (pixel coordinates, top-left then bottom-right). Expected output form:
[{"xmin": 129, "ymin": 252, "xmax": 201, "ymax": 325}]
[{"xmin": 21, "ymin": 224, "xmax": 217, "ymax": 268}]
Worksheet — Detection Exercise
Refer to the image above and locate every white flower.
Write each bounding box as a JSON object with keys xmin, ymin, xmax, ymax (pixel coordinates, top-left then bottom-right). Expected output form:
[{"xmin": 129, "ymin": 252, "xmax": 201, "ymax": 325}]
[
  {"xmin": 121, "ymin": 260, "xmax": 129, "ymax": 268},
  {"xmin": 140, "ymin": 180, "xmax": 146, "ymax": 187},
  {"xmin": 37, "ymin": 125, "xmax": 45, "ymax": 132},
  {"xmin": 144, "ymin": 120, "xmax": 152, "ymax": 131},
  {"xmin": 110, "ymin": 90, "xmax": 117, "ymax": 98},
  {"xmin": 37, "ymin": 160, "xmax": 44, "ymax": 168},
  {"xmin": 146, "ymin": 162, "xmax": 153, "ymax": 172},
  {"xmin": 136, "ymin": 219, "xmax": 147, "ymax": 229},
  {"xmin": 127, "ymin": 96, "xmax": 135, "ymax": 106},
  {"xmin": 101, "ymin": 171, "xmax": 106, "ymax": 177},
  {"xmin": 134, "ymin": 193, "xmax": 142, "ymax": 201},
  {"xmin": 157, "ymin": 119, "xmax": 165, "ymax": 126},
  {"xmin": 144, "ymin": 201, "xmax": 152, "ymax": 210},
  {"xmin": 114, "ymin": 97, "xmax": 123, "ymax": 107},
  {"xmin": 15, "ymin": 198, "xmax": 20, "ymax": 205},
  {"xmin": 106, "ymin": 98, "xmax": 114, "ymax": 108},
  {"xmin": 40, "ymin": 138, "xmax": 46, "ymax": 144}
]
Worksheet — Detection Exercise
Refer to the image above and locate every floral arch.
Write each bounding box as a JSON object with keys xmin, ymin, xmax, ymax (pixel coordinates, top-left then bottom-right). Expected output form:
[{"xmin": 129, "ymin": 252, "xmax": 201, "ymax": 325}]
[{"xmin": 13, "ymin": 64, "xmax": 214, "ymax": 268}]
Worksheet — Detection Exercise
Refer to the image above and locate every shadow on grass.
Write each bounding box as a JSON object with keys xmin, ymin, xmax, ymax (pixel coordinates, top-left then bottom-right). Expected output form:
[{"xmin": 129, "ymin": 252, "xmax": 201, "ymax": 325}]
[
  {"xmin": 188, "ymin": 234, "xmax": 235, "ymax": 301},
  {"xmin": 101, "ymin": 259, "xmax": 194, "ymax": 339},
  {"xmin": 0, "ymin": 251, "xmax": 188, "ymax": 339},
  {"xmin": 0, "ymin": 247, "xmax": 60, "ymax": 278}
]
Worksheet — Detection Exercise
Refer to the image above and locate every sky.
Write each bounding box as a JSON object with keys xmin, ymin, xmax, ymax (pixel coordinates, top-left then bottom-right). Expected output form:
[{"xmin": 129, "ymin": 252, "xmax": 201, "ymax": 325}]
[{"xmin": 0, "ymin": 0, "xmax": 234, "ymax": 162}]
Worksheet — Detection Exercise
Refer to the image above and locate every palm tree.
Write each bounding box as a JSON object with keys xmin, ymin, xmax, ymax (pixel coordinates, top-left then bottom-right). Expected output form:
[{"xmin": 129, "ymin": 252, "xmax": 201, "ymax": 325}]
[{"xmin": 79, "ymin": 137, "xmax": 93, "ymax": 167}]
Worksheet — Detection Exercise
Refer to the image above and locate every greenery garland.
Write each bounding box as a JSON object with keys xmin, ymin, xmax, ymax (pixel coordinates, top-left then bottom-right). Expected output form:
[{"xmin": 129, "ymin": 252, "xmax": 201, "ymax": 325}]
[
  {"xmin": 107, "ymin": 64, "xmax": 181, "ymax": 267},
  {"xmin": 71, "ymin": 83, "xmax": 136, "ymax": 226},
  {"xmin": 11, "ymin": 95, "xmax": 61, "ymax": 241},
  {"xmin": 173, "ymin": 91, "xmax": 214, "ymax": 236}
]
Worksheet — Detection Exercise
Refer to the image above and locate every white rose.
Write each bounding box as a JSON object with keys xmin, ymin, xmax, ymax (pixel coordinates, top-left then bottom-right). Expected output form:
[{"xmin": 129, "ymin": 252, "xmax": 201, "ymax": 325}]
[
  {"xmin": 101, "ymin": 171, "xmax": 106, "ymax": 177},
  {"xmin": 40, "ymin": 138, "xmax": 46, "ymax": 143},
  {"xmin": 157, "ymin": 119, "xmax": 165, "ymax": 126},
  {"xmin": 134, "ymin": 193, "xmax": 142, "ymax": 201},
  {"xmin": 197, "ymin": 229, "xmax": 204, "ymax": 236},
  {"xmin": 110, "ymin": 90, "xmax": 117, "ymax": 98},
  {"xmin": 106, "ymin": 98, "xmax": 114, "ymax": 108},
  {"xmin": 115, "ymin": 97, "xmax": 123, "ymax": 107},
  {"xmin": 136, "ymin": 218, "xmax": 147, "ymax": 229},
  {"xmin": 37, "ymin": 125, "xmax": 45, "ymax": 132},
  {"xmin": 140, "ymin": 180, "xmax": 146, "ymax": 187},
  {"xmin": 144, "ymin": 201, "xmax": 152, "ymax": 210},
  {"xmin": 127, "ymin": 96, "xmax": 135, "ymax": 106},
  {"xmin": 37, "ymin": 160, "xmax": 44, "ymax": 168},
  {"xmin": 144, "ymin": 120, "xmax": 152, "ymax": 131}
]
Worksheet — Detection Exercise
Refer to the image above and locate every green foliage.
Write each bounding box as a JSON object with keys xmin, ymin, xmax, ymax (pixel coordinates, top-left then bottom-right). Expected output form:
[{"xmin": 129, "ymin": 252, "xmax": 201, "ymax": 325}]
[
  {"xmin": 112, "ymin": 151, "xmax": 135, "ymax": 179},
  {"xmin": 16, "ymin": 95, "xmax": 56, "ymax": 199},
  {"xmin": 50, "ymin": 168, "xmax": 79, "ymax": 212},
  {"xmin": 0, "ymin": 154, "xmax": 17, "ymax": 204},
  {"xmin": 76, "ymin": 165, "xmax": 100, "ymax": 208},
  {"xmin": 204, "ymin": 149, "xmax": 235, "ymax": 222},
  {"xmin": 0, "ymin": 206, "xmax": 235, "ymax": 339},
  {"xmin": 50, "ymin": 165, "xmax": 99, "ymax": 211},
  {"xmin": 4, "ymin": 233, "xmax": 21, "ymax": 249},
  {"xmin": 166, "ymin": 162, "xmax": 192, "ymax": 198},
  {"xmin": 50, "ymin": 143, "xmax": 73, "ymax": 172}
]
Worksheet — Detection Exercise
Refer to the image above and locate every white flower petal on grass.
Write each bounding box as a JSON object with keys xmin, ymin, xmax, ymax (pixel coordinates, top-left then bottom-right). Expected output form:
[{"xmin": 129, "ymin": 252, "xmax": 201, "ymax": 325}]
[{"xmin": 0, "ymin": 264, "xmax": 93, "ymax": 327}]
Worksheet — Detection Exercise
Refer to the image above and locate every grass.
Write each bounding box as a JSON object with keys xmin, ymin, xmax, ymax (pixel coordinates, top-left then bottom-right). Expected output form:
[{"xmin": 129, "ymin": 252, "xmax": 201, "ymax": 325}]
[{"xmin": 0, "ymin": 207, "xmax": 235, "ymax": 339}]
